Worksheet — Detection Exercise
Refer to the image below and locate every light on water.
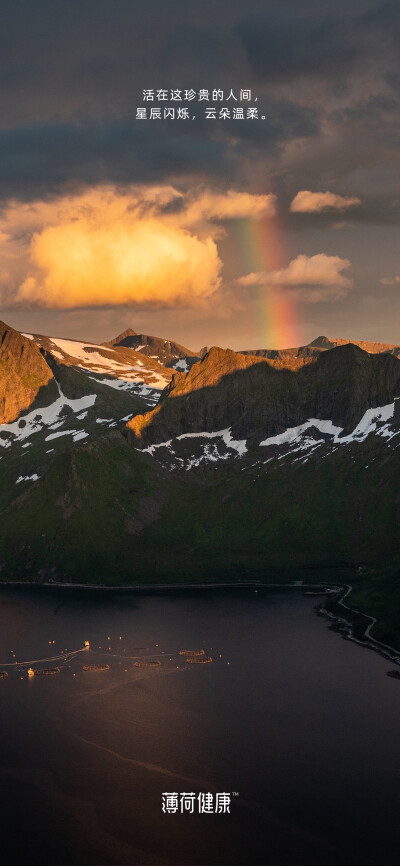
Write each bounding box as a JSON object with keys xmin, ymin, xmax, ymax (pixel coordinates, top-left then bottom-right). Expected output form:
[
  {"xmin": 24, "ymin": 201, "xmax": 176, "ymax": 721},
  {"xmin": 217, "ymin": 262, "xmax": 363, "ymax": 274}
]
[{"xmin": 0, "ymin": 587, "xmax": 399, "ymax": 866}]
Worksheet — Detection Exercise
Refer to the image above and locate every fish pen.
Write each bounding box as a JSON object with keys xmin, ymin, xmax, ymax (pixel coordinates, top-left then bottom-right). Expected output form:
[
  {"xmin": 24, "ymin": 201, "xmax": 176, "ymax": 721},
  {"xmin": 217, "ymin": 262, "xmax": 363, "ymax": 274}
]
[
  {"xmin": 185, "ymin": 656, "xmax": 212, "ymax": 664},
  {"xmin": 179, "ymin": 649, "xmax": 205, "ymax": 657},
  {"xmin": 82, "ymin": 664, "xmax": 110, "ymax": 672},
  {"xmin": 134, "ymin": 660, "xmax": 161, "ymax": 668},
  {"xmin": 28, "ymin": 667, "xmax": 60, "ymax": 677}
]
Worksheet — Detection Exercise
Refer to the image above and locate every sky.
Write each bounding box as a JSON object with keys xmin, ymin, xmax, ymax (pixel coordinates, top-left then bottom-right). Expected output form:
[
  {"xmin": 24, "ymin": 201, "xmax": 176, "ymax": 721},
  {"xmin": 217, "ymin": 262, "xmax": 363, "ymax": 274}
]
[{"xmin": 0, "ymin": 0, "xmax": 400, "ymax": 351}]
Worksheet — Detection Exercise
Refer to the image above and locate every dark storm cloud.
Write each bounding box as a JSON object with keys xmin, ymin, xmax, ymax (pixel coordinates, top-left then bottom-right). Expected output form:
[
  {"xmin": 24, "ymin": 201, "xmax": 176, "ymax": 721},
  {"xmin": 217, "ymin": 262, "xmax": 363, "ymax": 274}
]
[
  {"xmin": 0, "ymin": 94, "xmax": 319, "ymax": 201},
  {"xmin": 234, "ymin": 11, "xmax": 353, "ymax": 81},
  {"xmin": 0, "ymin": 120, "xmax": 236, "ymax": 199},
  {"xmin": 234, "ymin": 1, "xmax": 400, "ymax": 84},
  {"xmin": 229, "ymin": 98, "xmax": 319, "ymax": 146}
]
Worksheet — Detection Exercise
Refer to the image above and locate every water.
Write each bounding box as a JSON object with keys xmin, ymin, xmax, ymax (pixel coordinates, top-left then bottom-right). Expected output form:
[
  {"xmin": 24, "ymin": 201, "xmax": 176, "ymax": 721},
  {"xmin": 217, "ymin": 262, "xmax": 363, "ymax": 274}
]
[{"xmin": 0, "ymin": 586, "xmax": 399, "ymax": 866}]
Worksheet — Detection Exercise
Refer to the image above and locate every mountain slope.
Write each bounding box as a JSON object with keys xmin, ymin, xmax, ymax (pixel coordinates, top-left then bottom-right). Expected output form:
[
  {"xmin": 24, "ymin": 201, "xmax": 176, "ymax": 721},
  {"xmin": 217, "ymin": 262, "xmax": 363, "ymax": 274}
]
[
  {"xmin": 127, "ymin": 344, "xmax": 400, "ymax": 462},
  {"xmin": 0, "ymin": 320, "xmax": 56, "ymax": 423},
  {"xmin": 0, "ymin": 321, "xmax": 164, "ymax": 502},
  {"xmin": 30, "ymin": 333, "xmax": 173, "ymax": 404}
]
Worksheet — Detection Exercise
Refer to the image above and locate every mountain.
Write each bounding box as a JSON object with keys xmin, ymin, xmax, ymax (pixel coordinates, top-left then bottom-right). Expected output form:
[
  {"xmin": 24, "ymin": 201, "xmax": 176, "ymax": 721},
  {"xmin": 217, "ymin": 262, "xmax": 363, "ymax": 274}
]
[
  {"xmin": 307, "ymin": 335, "xmax": 400, "ymax": 355},
  {"xmin": 31, "ymin": 332, "xmax": 172, "ymax": 403},
  {"xmin": 2, "ymin": 322, "xmax": 400, "ymax": 646},
  {"xmin": 127, "ymin": 342, "xmax": 400, "ymax": 459},
  {"xmin": 0, "ymin": 320, "xmax": 56, "ymax": 423},
  {"xmin": 0, "ymin": 322, "xmax": 175, "ymax": 511},
  {"xmin": 105, "ymin": 328, "xmax": 200, "ymax": 370},
  {"xmin": 240, "ymin": 334, "xmax": 400, "ymax": 364}
]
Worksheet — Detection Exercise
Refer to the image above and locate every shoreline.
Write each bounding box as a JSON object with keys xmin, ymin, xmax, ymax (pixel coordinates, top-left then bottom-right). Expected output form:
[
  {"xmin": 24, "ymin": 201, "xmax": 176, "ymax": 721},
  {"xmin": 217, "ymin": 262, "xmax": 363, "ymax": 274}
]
[
  {"xmin": 1, "ymin": 578, "xmax": 399, "ymax": 664},
  {"xmin": 0, "ymin": 578, "xmax": 342, "ymax": 593},
  {"xmin": 317, "ymin": 584, "xmax": 400, "ymax": 664}
]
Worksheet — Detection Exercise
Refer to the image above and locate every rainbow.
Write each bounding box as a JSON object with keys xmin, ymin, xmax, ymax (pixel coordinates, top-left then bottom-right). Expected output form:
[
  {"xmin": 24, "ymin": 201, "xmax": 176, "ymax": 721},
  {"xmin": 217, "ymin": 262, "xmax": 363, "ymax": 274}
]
[{"xmin": 234, "ymin": 216, "xmax": 297, "ymax": 350}]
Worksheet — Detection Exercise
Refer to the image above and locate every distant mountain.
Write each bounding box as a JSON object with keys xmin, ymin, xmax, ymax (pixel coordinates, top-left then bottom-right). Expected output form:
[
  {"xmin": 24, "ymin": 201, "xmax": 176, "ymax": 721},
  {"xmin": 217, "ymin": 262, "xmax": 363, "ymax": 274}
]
[
  {"xmin": 240, "ymin": 334, "xmax": 400, "ymax": 362},
  {"xmin": 105, "ymin": 329, "xmax": 200, "ymax": 369},
  {"xmin": 32, "ymin": 332, "xmax": 172, "ymax": 402},
  {"xmin": 308, "ymin": 335, "xmax": 400, "ymax": 355}
]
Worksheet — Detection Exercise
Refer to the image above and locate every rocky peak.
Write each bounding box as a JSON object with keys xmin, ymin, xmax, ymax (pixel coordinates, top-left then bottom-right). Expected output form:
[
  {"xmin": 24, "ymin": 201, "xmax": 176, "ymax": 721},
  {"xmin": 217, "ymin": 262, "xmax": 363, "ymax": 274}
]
[{"xmin": 105, "ymin": 328, "xmax": 138, "ymax": 346}]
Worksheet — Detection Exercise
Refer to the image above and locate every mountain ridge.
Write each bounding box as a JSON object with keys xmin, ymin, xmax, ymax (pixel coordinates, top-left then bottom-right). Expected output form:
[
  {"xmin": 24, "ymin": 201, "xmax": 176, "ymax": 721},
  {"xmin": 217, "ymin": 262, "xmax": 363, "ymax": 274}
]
[{"xmin": 127, "ymin": 342, "xmax": 400, "ymax": 450}]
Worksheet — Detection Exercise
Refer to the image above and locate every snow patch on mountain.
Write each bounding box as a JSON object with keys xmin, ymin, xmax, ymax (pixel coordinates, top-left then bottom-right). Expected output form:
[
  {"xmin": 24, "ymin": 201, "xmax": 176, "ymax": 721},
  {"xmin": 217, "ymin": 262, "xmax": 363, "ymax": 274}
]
[
  {"xmin": 0, "ymin": 385, "xmax": 96, "ymax": 447},
  {"xmin": 142, "ymin": 428, "xmax": 247, "ymax": 458},
  {"xmin": 88, "ymin": 375, "xmax": 159, "ymax": 401},
  {"xmin": 260, "ymin": 403, "xmax": 395, "ymax": 449},
  {"xmin": 40, "ymin": 337, "xmax": 170, "ymax": 397},
  {"xmin": 139, "ymin": 429, "xmax": 248, "ymax": 468},
  {"xmin": 16, "ymin": 474, "xmax": 39, "ymax": 483},
  {"xmin": 173, "ymin": 359, "xmax": 189, "ymax": 372}
]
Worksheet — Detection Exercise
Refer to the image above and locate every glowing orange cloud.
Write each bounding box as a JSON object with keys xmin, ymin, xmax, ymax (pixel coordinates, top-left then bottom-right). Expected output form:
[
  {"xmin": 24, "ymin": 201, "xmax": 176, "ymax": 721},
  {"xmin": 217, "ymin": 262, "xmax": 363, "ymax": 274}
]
[
  {"xmin": 0, "ymin": 185, "xmax": 275, "ymax": 310},
  {"xmin": 237, "ymin": 254, "xmax": 353, "ymax": 303},
  {"xmin": 182, "ymin": 190, "xmax": 276, "ymax": 225},
  {"xmin": 289, "ymin": 190, "xmax": 361, "ymax": 213},
  {"xmin": 380, "ymin": 275, "xmax": 400, "ymax": 285},
  {"xmin": 17, "ymin": 219, "xmax": 221, "ymax": 308}
]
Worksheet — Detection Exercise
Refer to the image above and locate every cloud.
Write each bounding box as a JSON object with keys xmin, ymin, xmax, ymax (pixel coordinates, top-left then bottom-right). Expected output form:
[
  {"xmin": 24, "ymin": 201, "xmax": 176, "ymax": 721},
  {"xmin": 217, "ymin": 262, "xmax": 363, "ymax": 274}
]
[
  {"xmin": 234, "ymin": 9, "xmax": 359, "ymax": 82},
  {"xmin": 182, "ymin": 190, "xmax": 276, "ymax": 224},
  {"xmin": 0, "ymin": 184, "xmax": 275, "ymax": 310},
  {"xmin": 289, "ymin": 190, "xmax": 361, "ymax": 213},
  {"xmin": 237, "ymin": 254, "xmax": 353, "ymax": 302},
  {"xmin": 380, "ymin": 275, "xmax": 400, "ymax": 285}
]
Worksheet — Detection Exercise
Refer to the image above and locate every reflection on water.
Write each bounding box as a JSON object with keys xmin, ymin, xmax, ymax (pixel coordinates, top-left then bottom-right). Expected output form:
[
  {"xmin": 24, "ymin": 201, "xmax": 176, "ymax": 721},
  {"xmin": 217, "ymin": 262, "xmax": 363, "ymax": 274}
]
[{"xmin": 0, "ymin": 587, "xmax": 399, "ymax": 865}]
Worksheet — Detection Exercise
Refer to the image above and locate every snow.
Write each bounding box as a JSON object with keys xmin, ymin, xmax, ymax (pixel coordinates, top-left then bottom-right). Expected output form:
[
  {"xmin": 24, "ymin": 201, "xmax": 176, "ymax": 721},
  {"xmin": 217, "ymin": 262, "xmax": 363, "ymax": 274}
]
[
  {"xmin": 259, "ymin": 404, "xmax": 396, "ymax": 449},
  {"xmin": 96, "ymin": 418, "xmax": 113, "ymax": 423},
  {"xmin": 16, "ymin": 474, "xmax": 39, "ymax": 483},
  {"xmin": 143, "ymin": 428, "xmax": 247, "ymax": 457},
  {"xmin": 47, "ymin": 338, "xmax": 167, "ymax": 387},
  {"xmin": 73, "ymin": 431, "xmax": 89, "ymax": 442},
  {"xmin": 173, "ymin": 359, "xmax": 189, "ymax": 372},
  {"xmin": 21, "ymin": 333, "xmax": 34, "ymax": 340},
  {"xmin": 0, "ymin": 384, "xmax": 96, "ymax": 447},
  {"xmin": 260, "ymin": 419, "xmax": 342, "ymax": 447},
  {"xmin": 44, "ymin": 335, "xmax": 170, "ymax": 391},
  {"xmin": 49, "ymin": 338, "xmax": 129, "ymax": 371},
  {"xmin": 45, "ymin": 429, "xmax": 79, "ymax": 441},
  {"xmin": 88, "ymin": 375, "xmax": 159, "ymax": 396}
]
